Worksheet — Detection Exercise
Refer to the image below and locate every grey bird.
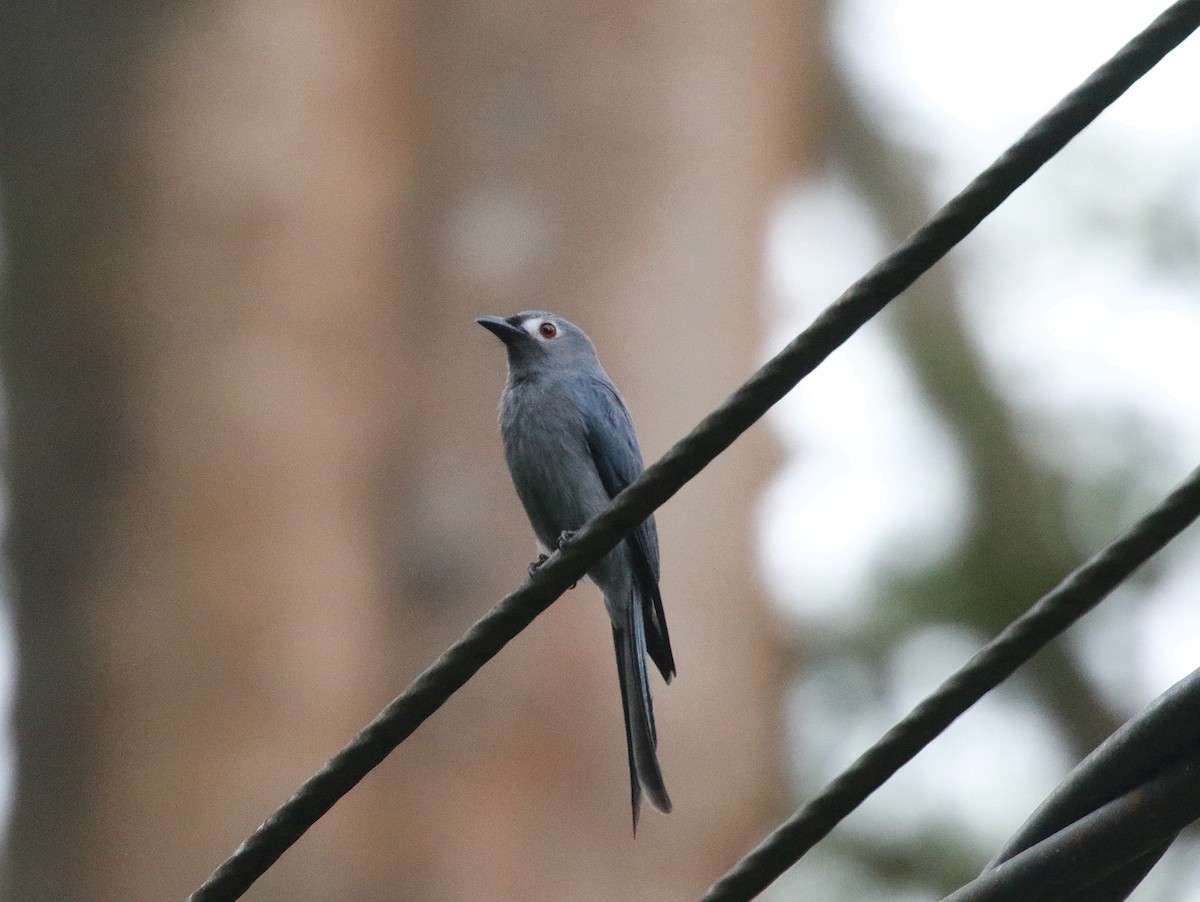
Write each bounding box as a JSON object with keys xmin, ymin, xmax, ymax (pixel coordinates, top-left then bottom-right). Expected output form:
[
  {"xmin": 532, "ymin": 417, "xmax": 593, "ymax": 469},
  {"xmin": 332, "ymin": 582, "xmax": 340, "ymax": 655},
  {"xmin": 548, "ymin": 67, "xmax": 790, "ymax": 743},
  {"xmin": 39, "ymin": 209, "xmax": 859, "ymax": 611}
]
[{"xmin": 477, "ymin": 310, "xmax": 674, "ymax": 827}]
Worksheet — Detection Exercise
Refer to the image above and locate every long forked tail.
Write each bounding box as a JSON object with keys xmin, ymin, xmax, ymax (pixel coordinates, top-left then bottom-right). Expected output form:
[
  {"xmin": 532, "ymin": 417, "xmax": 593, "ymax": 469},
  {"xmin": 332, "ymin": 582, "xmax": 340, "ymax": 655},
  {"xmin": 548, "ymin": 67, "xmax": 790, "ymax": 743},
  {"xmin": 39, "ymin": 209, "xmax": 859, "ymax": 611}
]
[{"xmin": 612, "ymin": 598, "xmax": 672, "ymax": 831}]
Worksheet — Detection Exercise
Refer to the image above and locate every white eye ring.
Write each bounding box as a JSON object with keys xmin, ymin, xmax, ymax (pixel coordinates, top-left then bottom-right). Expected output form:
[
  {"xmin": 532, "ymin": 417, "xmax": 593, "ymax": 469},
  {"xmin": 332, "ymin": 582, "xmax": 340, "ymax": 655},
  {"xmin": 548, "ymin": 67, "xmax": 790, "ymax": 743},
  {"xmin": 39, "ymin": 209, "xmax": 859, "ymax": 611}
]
[{"xmin": 523, "ymin": 318, "xmax": 558, "ymax": 340}]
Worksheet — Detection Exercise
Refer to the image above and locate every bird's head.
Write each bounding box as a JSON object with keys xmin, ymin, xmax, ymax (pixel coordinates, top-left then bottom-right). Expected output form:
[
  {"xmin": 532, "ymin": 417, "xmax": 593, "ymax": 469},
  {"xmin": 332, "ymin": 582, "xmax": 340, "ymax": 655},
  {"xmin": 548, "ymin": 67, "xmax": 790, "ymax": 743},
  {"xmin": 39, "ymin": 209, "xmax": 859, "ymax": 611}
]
[{"xmin": 476, "ymin": 311, "xmax": 601, "ymax": 375}]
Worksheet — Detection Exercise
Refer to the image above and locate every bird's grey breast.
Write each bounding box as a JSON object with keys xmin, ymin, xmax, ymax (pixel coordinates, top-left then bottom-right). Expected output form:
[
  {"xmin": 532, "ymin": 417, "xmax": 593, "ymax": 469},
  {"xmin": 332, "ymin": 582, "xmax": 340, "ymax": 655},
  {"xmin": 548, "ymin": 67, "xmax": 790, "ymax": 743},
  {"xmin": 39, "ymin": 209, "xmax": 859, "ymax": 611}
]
[{"xmin": 499, "ymin": 374, "xmax": 610, "ymax": 549}]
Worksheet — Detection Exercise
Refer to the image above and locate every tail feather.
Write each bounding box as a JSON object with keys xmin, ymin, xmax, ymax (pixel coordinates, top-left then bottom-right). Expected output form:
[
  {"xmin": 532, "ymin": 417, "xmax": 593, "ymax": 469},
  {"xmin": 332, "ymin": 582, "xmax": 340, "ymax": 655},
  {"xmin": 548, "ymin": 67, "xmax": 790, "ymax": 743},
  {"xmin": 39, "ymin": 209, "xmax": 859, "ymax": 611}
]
[
  {"xmin": 629, "ymin": 599, "xmax": 657, "ymax": 749},
  {"xmin": 630, "ymin": 541, "xmax": 675, "ymax": 683},
  {"xmin": 612, "ymin": 630, "xmax": 642, "ymax": 830},
  {"xmin": 612, "ymin": 597, "xmax": 671, "ymax": 831}
]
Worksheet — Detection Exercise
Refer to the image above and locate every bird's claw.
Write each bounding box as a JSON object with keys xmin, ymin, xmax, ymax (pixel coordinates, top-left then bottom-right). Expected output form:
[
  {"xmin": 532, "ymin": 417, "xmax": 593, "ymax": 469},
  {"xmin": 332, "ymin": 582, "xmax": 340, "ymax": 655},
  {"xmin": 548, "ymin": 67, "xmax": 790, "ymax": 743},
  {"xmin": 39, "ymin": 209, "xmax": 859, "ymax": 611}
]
[
  {"xmin": 528, "ymin": 553, "xmax": 549, "ymax": 579},
  {"xmin": 527, "ymin": 534, "xmax": 579, "ymax": 589},
  {"xmin": 556, "ymin": 531, "xmax": 578, "ymax": 587}
]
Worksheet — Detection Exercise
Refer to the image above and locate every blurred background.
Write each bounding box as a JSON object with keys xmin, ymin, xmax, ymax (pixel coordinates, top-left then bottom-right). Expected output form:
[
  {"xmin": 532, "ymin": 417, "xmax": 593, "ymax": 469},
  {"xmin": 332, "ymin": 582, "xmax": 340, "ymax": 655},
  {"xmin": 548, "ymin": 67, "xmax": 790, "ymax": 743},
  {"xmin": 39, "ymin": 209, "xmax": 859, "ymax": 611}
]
[{"xmin": 0, "ymin": 1, "xmax": 1199, "ymax": 900}]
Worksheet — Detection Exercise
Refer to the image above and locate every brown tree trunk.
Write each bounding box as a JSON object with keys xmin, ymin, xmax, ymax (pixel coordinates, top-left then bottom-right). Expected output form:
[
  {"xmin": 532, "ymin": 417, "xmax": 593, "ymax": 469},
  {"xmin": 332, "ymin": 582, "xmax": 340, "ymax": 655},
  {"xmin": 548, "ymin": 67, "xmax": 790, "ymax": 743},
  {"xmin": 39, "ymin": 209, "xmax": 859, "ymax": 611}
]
[
  {"xmin": 0, "ymin": 4, "xmax": 414, "ymax": 900},
  {"xmin": 0, "ymin": 2, "xmax": 819, "ymax": 900}
]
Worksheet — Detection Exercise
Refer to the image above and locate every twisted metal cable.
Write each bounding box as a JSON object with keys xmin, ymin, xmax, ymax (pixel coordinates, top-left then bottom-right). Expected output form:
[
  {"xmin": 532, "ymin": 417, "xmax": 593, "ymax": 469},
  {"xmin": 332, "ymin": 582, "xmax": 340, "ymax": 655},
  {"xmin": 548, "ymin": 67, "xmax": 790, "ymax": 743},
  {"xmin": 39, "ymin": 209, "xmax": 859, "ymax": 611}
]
[
  {"xmin": 987, "ymin": 666, "xmax": 1200, "ymax": 868},
  {"xmin": 700, "ymin": 465, "xmax": 1200, "ymax": 902},
  {"xmin": 963, "ymin": 665, "xmax": 1200, "ymax": 901},
  {"xmin": 699, "ymin": 5, "xmax": 1200, "ymax": 897},
  {"xmin": 190, "ymin": 2, "xmax": 1200, "ymax": 899},
  {"xmin": 702, "ymin": 464, "xmax": 1200, "ymax": 902},
  {"xmin": 940, "ymin": 753, "xmax": 1200, "ymax": 902}
]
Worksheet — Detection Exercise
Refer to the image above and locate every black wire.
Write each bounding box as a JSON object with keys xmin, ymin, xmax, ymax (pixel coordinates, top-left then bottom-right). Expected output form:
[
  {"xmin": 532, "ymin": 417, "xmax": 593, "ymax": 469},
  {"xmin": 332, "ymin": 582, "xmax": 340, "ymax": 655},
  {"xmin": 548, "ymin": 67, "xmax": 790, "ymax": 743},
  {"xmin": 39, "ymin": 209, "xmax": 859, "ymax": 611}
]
[
  {"xmin": 973, "ymin": 665, "xmax": 1200, "ymax": 901},
  {"xmin": 699, "ymin": 2, "xmax": 1200, "ymax": 896},
  {"xmin": 188, "ymin": 556, "xmax": 587, "ymax": 902},
  {"xmin": 701, "ymin": 464, "xmax": 1200, "ymax": 902},
  {"xmin": 990, "ymin": 667, "xmax": 1200, "ymax": 864},
  {"xmin": 940, "ymin": 753, "xmax": 1200, "ymax": 902},
  {"xmin": 189, "ymin": 2, "xmax": 1200, "ymax": 899}
]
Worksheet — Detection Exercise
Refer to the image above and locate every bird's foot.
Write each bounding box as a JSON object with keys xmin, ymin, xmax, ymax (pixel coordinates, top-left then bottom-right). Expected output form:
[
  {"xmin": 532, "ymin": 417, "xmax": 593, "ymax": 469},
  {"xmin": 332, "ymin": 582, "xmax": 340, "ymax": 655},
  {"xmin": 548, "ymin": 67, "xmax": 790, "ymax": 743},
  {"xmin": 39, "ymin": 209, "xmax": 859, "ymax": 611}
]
[
  {"xmin": 527, "ymin": 553, "xmax": 549, "ymax": 580},
  {"xmin": 526, "ymin": 532, "xmax": 579, "ymax": 588},
  {"xmin": 556, "ymin": 531, "xmax": 578, "ymax": 588}
]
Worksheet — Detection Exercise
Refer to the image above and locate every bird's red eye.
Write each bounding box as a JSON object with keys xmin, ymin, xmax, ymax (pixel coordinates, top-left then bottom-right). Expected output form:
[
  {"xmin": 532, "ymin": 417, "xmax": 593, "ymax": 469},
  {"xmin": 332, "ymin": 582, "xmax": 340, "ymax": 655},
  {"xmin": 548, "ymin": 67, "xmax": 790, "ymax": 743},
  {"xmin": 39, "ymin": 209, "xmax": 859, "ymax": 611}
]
[{"xmin": 538, "ymin": 322, "xmax": 558, "ymax": 339}]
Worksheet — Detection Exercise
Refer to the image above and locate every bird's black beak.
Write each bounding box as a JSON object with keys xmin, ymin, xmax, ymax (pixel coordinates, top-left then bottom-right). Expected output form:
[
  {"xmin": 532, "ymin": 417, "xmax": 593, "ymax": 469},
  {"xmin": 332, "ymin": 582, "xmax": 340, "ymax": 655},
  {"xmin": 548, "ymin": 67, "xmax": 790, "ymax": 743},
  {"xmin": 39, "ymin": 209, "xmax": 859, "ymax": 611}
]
[{"xmin": 475, "ymin": 315, "xmax": 524, "ymax": 343}]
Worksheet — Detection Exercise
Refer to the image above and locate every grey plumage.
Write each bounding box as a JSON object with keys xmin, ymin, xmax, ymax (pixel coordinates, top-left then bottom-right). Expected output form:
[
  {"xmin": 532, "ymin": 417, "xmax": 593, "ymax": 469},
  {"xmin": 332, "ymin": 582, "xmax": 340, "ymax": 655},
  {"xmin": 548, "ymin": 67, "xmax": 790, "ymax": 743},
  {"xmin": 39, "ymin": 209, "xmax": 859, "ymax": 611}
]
[{"xmin": 477, "ymin": 310, "xmax": 674, "ymax": 828}]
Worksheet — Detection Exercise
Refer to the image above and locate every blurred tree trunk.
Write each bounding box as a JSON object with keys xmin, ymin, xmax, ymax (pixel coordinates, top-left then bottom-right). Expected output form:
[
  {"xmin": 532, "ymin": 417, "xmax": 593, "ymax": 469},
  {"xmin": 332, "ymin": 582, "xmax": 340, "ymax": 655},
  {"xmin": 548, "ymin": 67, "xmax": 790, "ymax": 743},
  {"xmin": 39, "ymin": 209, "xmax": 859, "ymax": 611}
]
[
  {"xmin": 0, "ymin": 4, "xmax": 414, "ymax": 900},
  {"xmin": 0, "ymin": 2, "xmax": 816, "ymax": 900}
]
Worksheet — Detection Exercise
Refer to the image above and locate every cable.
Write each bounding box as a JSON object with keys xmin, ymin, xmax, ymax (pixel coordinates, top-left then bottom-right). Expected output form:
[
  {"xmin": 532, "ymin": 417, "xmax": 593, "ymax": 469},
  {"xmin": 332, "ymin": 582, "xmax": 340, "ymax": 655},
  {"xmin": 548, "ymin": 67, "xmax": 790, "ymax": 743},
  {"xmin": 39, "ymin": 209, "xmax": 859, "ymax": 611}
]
[
  {"xmin": 973, "ymin": 665, "xmax": 1200, "ymax": 900},
  {"xmin": 701, "ymin": 465, "xmax": 1200, "ymax": 902},
  {"xmin": 190, "ymin": 2, "xmax": 1200, "ymax": 899},
  {"xmin": 990, "ymin": 667, "xmax": 1200, "ymax": 862},
  {"xmin": 704, "ymin": 472, "xmax": 1200, "ymax": 901},
  {"xmin": 700, "ymin": 3, "xmax": 1200, "ymax": 897},
  {"xmin": 940, "ymin": 753, "xmax": 1200, "ymax": 902}
]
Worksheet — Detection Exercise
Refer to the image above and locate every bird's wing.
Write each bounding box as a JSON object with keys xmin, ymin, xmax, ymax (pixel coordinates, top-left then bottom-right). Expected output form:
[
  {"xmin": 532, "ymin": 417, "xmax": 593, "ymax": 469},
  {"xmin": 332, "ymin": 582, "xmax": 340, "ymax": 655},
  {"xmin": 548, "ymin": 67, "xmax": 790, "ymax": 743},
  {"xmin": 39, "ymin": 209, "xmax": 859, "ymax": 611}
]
[{"xmin": 582, "ymin": 377, "xmax": 675, "ymax": 682}]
